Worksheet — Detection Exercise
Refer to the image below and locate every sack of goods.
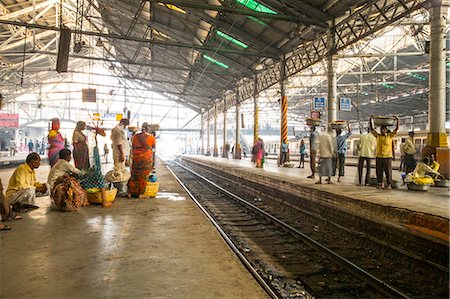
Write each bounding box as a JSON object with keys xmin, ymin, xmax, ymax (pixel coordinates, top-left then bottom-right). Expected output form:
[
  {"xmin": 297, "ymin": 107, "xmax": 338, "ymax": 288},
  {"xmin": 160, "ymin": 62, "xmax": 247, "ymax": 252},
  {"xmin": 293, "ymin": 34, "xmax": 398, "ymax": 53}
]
[
  {"xmin": 51, "ymin": 174, "xmax": 89, "ymax": 211},
  {"xmin": 306, "ymin": 118, "xmax": 321, "ymax": 127},
  {"xmin": 105, "ymin": 168, "xmax": 131, "ymax": 183},
  {"xmin": 330, "ymin": 120, "xmax": 347, "ymax": 130}
]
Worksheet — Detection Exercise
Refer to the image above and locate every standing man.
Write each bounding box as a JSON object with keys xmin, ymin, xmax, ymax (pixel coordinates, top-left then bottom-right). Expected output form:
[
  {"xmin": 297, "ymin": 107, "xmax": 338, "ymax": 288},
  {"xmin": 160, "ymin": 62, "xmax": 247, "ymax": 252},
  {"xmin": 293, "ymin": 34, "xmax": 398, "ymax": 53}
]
[
  {"xmin": 335, "ymin": 123, "xmax": 352, "ymax": 182},
  {"xmin": 403, "ymin": 131, "xmax": 416, "ymax": 173},
  {"xmin": 307, "ymin": 126, "xmax": 319, "ymax": 179},
  {"xmin": 9, "ymin": 139, "xmax": 16, "ymax": 157},
  {"xmin": 5, "ymin": 153, "xmax": 49, "ymax": 211},
  {"xmin": 357, "ymin": 128, "xmax": 376, "ymax": 186},
  {"xmin": 316, "ymin": 130, "xmax": 336, "ymax": 184},
  {"xmin": 111, "ymin": 118, "xmax": 130, "ymax": 170},
  {"xmin": 27, "ymin": 140, "xmax": 34, "ymax": 153},
  {"xmin": 35, "ymin": 141, "xmax": 41, "ymax": 156},
  {"xmin": 279, "ymin": 140, "xmax": 289, "ymax": 166},
  {"xmin": 370, "ymin": 116, "xmax": 399, "ymax": 189}
]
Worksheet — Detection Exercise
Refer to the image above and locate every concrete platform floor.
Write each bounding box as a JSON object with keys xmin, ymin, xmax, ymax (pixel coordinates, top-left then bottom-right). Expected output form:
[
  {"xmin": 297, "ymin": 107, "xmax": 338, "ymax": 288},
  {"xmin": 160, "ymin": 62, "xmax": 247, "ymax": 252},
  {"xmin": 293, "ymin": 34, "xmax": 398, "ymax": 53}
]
[{"xmin": 0, "ymin": 160, "xmax": 268, "ymax": 299}]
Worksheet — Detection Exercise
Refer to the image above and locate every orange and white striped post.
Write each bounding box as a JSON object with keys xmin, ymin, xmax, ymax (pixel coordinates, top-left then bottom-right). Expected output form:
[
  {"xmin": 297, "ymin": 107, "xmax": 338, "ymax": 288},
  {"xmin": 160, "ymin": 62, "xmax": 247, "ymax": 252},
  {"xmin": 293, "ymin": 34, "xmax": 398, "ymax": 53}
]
[
  {"xmin": 279, "ymin": 57, "xmax": 289, "ymax": 164},
  {"xmin": 253, "ymin": 76, "xmax": 259, "ymax": 146}
]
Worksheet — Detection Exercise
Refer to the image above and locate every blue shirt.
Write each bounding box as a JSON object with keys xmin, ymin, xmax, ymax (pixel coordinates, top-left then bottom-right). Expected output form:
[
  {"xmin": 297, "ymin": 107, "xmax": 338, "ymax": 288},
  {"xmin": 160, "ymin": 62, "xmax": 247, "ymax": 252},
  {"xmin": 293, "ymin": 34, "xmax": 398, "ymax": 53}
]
[
  {"xmin": 281, "ymin": 142, "xmax": 289, "ymax": 153},
  {"xmin": 336, "ymin": 132, "xmax": 351, "ymax": 154},
  {"xmin": 300, "ymin": 143, "xmax": 306, "ymax": 154}
]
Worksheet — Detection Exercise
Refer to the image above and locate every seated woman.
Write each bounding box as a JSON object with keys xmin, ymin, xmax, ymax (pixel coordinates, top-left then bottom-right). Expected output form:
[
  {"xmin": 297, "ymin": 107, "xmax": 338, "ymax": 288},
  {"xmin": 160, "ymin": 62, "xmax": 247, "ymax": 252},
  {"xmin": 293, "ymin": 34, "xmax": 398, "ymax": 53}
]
[
  {"xmin": 48, "ymin": 149, "xmax": 88, "ymax": 211},
  {"xmin": 128, "ymin": 123, "xmax": 156, "ymax": 198},
  {"xmin": 404, "ymin": 156, "xmax": 442, "ymax": 185}
]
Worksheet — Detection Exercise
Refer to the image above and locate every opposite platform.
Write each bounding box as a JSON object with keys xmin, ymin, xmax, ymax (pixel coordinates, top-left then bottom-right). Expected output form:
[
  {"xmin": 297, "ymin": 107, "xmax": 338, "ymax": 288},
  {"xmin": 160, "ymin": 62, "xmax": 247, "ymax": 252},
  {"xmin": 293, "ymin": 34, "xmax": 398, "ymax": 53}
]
[
  {"xmin": 0, "ymin": 159, "xmax": 267, "ymax": 298},
  {"xmin": 182, "ymin": 155, "xmax": 449, "ymax": 243}
]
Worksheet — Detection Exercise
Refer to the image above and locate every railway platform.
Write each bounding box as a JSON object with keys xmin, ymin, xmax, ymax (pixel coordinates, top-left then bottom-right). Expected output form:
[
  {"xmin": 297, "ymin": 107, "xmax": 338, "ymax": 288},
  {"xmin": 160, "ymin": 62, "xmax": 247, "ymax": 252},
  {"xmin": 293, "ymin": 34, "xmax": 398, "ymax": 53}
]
[
  {"xmin": 181, "ymin": 155, "xmax": 449, "ymax": 244},
  {"xmin": 0, "ymin": 159, "xmax": 267, "ymax": 298},
  {"xmin": 0, "ymin": 152, "xmax": 48, "ymax": 169}
]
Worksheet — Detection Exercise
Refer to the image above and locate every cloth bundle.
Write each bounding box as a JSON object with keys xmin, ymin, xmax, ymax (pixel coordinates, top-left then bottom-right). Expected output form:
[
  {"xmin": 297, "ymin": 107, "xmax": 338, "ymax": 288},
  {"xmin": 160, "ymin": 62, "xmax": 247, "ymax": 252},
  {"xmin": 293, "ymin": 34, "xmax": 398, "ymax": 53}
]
[
  {"xmin": 105, "ymin": 168, "xmax": 130, "ymax": 183},
  {"xmin": 51, "ymin": 174, "xmax": 89, "ymax": 211}
]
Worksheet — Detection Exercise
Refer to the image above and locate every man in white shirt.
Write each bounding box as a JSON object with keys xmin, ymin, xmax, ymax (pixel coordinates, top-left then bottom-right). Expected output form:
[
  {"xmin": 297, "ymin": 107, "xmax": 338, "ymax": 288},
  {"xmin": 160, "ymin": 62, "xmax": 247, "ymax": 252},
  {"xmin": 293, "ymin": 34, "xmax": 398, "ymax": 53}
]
[
  {"xmin": 47, "ymin": 149, "xmax": 82, "ymax": 189},
  {"xmin": 316, "ymin": 130, "xmax": 336, "ymax": 184},
  {"xmin": 110, "ymin": 119, "xmax": 130, "ymax": 170}
]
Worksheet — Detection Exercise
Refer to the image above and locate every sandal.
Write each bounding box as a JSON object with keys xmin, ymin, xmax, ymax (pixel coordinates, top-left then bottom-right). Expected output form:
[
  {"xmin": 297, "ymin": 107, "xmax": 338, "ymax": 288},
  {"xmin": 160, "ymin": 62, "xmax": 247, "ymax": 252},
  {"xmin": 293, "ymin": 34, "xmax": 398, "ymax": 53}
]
[
  {"xmin": 0, "ymin": 224, "xmax": 11, "ymax": 231},
  {"xmin": 1, "ymin": 211, "xmax": 22, "ymax": 222}
]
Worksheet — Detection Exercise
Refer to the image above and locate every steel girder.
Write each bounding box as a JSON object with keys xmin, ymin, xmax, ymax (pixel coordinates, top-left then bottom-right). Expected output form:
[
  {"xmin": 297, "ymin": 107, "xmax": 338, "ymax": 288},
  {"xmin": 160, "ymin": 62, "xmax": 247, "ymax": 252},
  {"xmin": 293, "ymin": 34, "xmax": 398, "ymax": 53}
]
[{"xmin": 208, "ymin": 0, "xmax": 432, "ymax": 119}]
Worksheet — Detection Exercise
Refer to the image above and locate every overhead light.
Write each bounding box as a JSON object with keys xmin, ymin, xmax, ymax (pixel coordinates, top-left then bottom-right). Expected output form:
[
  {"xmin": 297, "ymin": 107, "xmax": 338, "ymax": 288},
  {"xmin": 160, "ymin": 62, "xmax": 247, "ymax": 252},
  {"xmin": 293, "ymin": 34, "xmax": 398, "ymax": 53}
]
[
  {"xmin": 95, "ymin": 38, "xmax": 103, "ymax": 47},
  {"xmin": 216, "ymin": 31, "xmax": 248, "ymax": 48},
  {"xmin": 236, "ymin": 0, "xmax": 277, "ymax": 14},
  {"xmin": 203, "ymin": 54, "xmax": 229, "ymax": 69}
]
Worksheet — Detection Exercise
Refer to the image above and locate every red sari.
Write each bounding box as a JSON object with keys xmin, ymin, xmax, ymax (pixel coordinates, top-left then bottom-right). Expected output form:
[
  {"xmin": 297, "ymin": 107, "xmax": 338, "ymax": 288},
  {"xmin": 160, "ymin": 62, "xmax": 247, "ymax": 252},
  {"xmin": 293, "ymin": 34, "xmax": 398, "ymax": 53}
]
[{"xmin": 128, "ymin": 132, "xmax": 155, "ymax": 197}]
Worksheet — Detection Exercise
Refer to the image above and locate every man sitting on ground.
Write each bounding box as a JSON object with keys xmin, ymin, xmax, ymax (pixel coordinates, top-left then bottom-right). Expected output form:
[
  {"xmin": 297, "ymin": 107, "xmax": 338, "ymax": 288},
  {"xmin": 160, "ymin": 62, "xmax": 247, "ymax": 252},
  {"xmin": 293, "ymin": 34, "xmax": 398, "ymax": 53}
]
[
  {"xmin": 5, "ymin": 152, "xmax": 49, "ymax": 212},
  {"xmin": 47, "ymin": 149, "xmax": 83, "ymax": 189}
]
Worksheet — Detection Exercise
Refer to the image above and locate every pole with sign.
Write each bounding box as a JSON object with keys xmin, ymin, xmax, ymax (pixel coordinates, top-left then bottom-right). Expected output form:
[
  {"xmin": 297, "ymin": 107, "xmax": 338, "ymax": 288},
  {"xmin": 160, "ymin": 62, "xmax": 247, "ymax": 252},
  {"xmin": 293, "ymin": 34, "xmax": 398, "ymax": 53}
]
[
  {"xmin": 313, "ymin": 97, "xmax": 326, "ymax": 110},
  {"xmin": 339, "ymin": 98, "xmax": 352, "ymax": 111}
]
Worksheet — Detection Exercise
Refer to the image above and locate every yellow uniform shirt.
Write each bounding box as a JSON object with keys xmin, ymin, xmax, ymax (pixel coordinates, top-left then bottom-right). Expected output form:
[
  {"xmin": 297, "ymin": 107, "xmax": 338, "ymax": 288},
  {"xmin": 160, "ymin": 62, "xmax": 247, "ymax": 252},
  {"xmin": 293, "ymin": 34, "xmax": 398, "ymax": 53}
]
[
  {"xmin": 6, "ymin": 163, "xmax": 43, "ymax": 198},
  {"xmin": 373, "ymin": 131, "xmax": 396, "ymax": 158}
]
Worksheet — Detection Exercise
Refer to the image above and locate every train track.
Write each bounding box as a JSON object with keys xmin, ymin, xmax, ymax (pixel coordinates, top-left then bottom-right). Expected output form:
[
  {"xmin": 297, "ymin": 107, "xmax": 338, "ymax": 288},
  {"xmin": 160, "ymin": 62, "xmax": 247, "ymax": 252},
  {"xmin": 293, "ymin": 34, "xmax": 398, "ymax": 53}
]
[{"xmin": 167, "ymin": 159, "xmax": 448, "ymax": 298}]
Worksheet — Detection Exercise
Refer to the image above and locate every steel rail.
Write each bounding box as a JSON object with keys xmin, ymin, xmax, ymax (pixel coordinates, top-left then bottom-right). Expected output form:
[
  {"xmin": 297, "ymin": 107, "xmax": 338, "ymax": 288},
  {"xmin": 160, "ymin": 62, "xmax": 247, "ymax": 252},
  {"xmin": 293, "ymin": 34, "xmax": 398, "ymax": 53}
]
[
  {"xmin": 207, "ymin": 156, "xmax": 449, "ymax": 273},
  {"xmin": 166, "ymin": 162, "xmax": 281, "ymax": 299},
  {"xmin": 175, "ymin": 160, "xmax": 411, "ymax": 299}
]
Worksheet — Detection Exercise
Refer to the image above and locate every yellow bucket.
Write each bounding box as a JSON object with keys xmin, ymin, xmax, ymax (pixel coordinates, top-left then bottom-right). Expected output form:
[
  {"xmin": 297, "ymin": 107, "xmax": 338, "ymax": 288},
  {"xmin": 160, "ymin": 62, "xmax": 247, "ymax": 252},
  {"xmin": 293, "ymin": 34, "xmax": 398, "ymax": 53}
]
[
  {"xmin": 86, "ymin": 188, "xmax": 102, "ymax": 204},
  {"xmin": 144, "ymin": 181, "xmax": 159, "ymax": 198},
  {"xmin": 86, "ymin": 188, "xmax": 117, "ymax": 204}
]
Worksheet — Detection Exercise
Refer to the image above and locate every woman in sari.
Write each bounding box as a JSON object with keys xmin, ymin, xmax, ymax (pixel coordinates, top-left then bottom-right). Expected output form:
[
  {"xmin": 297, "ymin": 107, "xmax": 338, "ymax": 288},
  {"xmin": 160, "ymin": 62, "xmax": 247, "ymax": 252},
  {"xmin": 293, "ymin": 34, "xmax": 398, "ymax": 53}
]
[
  {"xmin": 128, "ymin": 123, "xmax": 156, "ymax": 198},
  {"xmin": 72, "ymin": 121, "xmax": 90, "ymax": 170},
  {"xmin": 47, "ymin": 118, "xmax": 65, "ymax": 167},
  {"xmin": 253, "ymin": 138, "xmax": 265, "ymax": 168}
]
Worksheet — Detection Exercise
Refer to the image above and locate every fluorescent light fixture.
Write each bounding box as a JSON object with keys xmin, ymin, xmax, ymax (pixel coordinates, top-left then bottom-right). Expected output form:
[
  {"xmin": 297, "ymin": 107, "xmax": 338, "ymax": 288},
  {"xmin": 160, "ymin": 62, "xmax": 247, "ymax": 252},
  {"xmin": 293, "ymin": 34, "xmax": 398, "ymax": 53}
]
[
  {"xmin": 203, "ymin": 55, "xmax": 229, "ymax": 69},
  {"xmin": 381, "ymin": 83, "xmax": 394, "ymax": 89},
  {"xmin": 246, "ymin": 16, "xmax": 268, "ymax": 26},
  {"xmin": 236, "ymin": 0, "xmax": 277, "ymax": 14},
  {"xmin": 216, "ymin": 31, "xmax": 248, "ymax": 48},
  {"xmin": 407, "ymin": 72, "xmax": 427, "ymax": 81}
]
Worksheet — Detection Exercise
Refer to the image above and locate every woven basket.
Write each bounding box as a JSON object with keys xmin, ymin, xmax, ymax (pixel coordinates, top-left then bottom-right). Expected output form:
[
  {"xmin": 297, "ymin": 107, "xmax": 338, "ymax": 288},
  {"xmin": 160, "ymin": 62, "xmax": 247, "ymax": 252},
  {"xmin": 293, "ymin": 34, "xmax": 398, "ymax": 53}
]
[
  {"xmin": 144, "ymin": 181, "xmax": 159, "ymax": 198},
  {"xmin": 306, "ymin": 118, "xmax": 321, "ymax": 127},
  {"xmin": 86, "ymin": 187, "xmax": 117, "ymax": 204},
  {"xmin": 86, "ymin": 188, "xmax": 102, "ymax": 204},
  {"xmin": 372, "ymin": 116, "xmax": 396, "ymax": 127}
]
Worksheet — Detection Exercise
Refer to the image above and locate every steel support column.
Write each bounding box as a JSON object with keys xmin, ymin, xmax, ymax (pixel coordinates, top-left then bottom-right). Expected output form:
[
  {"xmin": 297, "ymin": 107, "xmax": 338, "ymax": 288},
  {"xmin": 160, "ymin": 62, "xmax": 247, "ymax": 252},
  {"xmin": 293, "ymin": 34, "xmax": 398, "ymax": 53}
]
[
  {"xmin": 423, "ymin": 0, "xmax": 449, "ymax": 178},
  {"xmin": 200, "ymin": 112, "xmax": 204, "ymax": 155},
  {"xmin": 223, "ymin": 100, "xmax": 228, "ymax": 158},
  {"xmin": 426, "ymin": 1, "xmax": 448, "ymax": 148},
  {"xmin": 234, "ymin": 89, "xmax": 241, "ymax": 159},
  {"xmin": 253, "ymin": 76, "xmax": 259, "ymax": 146},
  {"xmin": 279, "ymin": 57, "xmax": 289, "ymax": 164},
  {"xmin": 206, "ymin": 110, "xmax": 210, "ymax": 155},
  {"xmin": 327, "ymin": 21, "xmax": 337, "ymax": 128},
  {"xmin": 213, "ymin": 103, "xmax": 218, "ymax": 157}
]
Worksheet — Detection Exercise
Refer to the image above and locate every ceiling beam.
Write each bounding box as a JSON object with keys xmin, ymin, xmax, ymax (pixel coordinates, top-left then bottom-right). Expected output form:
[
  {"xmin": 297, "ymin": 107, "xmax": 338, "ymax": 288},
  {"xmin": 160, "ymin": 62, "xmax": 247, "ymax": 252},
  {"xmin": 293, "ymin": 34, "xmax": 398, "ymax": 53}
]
[
  {"xmin": 149, "ymin": 0, "xmax": 324, "ymax": 26},
  {"xmin": 0, "ymin": 19, "xmax": 275, "ymax": 57}
]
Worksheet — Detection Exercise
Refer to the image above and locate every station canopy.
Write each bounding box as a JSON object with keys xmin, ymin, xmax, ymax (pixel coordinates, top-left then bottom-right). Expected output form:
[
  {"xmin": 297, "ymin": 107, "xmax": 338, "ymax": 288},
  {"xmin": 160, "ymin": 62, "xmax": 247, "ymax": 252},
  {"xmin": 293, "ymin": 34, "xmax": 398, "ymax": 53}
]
[{"xmin": 0, "ymin": 0, "xmax": 449, "ymax": 130}]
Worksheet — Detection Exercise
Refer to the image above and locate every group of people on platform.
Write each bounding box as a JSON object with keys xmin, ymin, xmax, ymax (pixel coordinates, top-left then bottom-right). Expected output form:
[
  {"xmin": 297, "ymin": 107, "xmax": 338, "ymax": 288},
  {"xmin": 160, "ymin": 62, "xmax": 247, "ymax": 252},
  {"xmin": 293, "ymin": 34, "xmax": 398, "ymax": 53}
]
[
  {"xmin": 0, "ymin": 118, "xmax": 157, "ymax": 231},
  {"xmin": 306, "ymin": 116, "xmax": 400, "ymax": 188},
  {"xmin": 247, "ymin": 114, "xmax": 438, "ymax": 190}
]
